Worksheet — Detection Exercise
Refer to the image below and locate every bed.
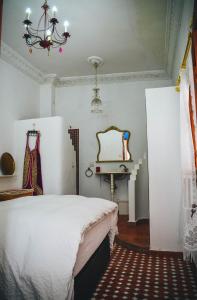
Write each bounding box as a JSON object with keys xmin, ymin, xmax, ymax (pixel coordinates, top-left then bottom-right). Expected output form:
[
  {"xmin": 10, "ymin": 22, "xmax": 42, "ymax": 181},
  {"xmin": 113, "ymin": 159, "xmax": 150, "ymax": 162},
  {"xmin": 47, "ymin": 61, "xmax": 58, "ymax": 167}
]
[{"xmin": 0, "ymin": 195, "xmax": 118, "ymax": 300}]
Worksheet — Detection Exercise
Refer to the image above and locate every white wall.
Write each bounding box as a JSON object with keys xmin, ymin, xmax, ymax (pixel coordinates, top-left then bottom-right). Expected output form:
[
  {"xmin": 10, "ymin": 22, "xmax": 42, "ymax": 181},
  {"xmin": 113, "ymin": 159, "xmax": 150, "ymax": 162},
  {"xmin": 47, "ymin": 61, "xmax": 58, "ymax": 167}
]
[
  {"xmin": 55, "ymin": 78, "xmax": 172, "ymax": 219},
  {"xmin": 146, "ymin": 86, "xmax": 181, "ymax": 252},
  {"xmin": 172, "ymin": 0, "xmax": 194, "ymax": 83},
  {"xmin": 0, "ymin": 59, "xmax": 40, "ymax": 191},
  {"xmin": 14, "ymin": 116, "xmax": 75, "ymax": 195}
]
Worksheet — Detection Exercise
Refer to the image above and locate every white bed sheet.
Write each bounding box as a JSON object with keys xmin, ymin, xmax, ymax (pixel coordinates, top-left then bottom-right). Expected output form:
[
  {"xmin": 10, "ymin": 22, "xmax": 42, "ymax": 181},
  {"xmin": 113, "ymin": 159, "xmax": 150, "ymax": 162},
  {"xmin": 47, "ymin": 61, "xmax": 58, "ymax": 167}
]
[
  {"xmin": 73, "ymin": 209, "xmax": 118, "ymax": 276},
  {"xmin": 0, "ymin": 195, "xmax": 118, "ymax": 300}
]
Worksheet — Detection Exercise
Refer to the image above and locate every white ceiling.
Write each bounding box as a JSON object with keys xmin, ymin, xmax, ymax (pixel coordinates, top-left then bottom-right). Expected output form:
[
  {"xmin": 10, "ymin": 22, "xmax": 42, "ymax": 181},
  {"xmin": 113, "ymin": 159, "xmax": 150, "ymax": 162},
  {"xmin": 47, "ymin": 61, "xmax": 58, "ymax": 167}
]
[{"xmin": 2, "ymin": 0, "xmax": 171, "ymax": 77}]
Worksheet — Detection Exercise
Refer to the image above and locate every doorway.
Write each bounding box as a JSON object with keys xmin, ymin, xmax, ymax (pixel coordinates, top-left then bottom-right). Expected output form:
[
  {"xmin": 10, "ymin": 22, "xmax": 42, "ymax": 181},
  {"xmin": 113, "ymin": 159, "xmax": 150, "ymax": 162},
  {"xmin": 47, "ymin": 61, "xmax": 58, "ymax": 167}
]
[{"xmin": 117, "ymin": 216, "xmax": 150, "ymax": 249}]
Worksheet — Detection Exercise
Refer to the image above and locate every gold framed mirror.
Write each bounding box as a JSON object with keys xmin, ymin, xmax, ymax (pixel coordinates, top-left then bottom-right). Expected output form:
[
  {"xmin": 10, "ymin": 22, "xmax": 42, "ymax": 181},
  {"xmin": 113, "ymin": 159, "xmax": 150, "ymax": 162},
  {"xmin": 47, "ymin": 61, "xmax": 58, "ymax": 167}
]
[{"xmin": 96, "ymin": 126, "xmax": 132, "ymax": 162}]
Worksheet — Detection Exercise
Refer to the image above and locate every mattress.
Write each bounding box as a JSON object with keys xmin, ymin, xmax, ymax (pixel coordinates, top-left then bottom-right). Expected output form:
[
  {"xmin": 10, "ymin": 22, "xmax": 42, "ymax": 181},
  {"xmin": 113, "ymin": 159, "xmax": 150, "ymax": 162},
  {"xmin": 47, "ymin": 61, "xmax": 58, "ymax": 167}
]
[
  {"xmin": 73, "ymin": 209, "xmax": 118, "ymax": 276},
  {"xmin": 0, "ymin": 195, "xmax": 118, "ymax": 300}
]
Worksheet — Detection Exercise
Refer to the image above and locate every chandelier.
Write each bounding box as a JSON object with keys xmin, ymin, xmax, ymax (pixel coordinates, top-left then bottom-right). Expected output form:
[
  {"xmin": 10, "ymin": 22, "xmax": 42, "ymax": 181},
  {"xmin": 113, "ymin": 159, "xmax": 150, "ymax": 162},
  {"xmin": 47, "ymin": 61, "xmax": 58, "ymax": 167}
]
[
  {"xmin": 23, "ymin": 0, "xmax": 70, "ymax": 54},
  {"xmin": 88, "ymin": 56, "xmax": 103, "ymax": 113}
]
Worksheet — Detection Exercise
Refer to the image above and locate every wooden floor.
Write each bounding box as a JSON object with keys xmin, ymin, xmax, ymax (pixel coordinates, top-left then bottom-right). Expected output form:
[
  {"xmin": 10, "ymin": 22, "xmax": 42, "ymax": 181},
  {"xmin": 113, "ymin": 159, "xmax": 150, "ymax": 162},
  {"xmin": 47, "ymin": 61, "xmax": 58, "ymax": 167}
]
[{"xmin": 117, "ymin": 215, "xmax": 150, "ymax": 249}]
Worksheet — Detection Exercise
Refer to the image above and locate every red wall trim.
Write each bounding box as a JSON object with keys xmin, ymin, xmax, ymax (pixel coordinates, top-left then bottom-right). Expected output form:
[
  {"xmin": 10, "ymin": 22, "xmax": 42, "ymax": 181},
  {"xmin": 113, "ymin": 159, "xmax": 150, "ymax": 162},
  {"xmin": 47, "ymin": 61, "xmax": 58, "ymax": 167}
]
[{"xmin": 68, "ymin": 128, "xmax": 79, "ymax": 195}]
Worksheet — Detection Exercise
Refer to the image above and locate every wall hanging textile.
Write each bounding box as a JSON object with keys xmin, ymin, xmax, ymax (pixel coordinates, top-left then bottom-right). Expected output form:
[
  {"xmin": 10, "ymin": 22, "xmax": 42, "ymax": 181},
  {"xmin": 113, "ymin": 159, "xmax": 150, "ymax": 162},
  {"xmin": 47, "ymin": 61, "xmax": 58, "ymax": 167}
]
[{"xmin": 23, "ymin": 131, "xmax": 43, "ymax": 195}]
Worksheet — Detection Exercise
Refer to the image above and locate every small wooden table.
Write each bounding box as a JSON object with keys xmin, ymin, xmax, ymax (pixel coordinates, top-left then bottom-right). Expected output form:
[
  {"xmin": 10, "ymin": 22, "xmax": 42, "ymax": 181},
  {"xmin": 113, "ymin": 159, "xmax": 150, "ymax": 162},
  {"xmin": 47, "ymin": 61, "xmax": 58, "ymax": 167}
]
[{"xmin": 0, "ymin": 189, "xmax": 34, "ymax": 201}]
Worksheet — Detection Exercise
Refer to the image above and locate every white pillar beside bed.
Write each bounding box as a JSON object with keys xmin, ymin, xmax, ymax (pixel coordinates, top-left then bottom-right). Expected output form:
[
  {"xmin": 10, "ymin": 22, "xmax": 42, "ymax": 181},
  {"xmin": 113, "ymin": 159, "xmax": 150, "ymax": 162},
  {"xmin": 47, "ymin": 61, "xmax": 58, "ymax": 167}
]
[{"xmin": 145, "ymin": 86, "xmax": 182, "ymax": 252}]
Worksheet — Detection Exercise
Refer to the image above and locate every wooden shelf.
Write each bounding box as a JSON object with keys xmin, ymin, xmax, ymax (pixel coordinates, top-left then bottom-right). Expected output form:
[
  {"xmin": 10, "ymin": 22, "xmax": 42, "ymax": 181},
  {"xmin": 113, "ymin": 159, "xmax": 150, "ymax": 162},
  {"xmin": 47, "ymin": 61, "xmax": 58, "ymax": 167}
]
[
  {"xmin": 0, "ymin": 174, "xmax": 16, "ymax": 178},
  {"xmin": 0, "ymin": 189, "xmax": 33, "ymax": 201}
]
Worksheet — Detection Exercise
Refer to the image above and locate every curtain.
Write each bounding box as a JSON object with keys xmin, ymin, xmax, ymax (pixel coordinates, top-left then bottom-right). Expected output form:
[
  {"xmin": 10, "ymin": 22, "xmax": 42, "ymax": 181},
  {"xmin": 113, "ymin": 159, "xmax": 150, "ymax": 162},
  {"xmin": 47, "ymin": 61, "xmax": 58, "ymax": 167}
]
[
  {"xmin": 180, "ymin": 50, "xmax": 197, "ymax": 265},
  {"xmin": 0, "ymin": 0, "xmax": 3, "ymax": 48}
]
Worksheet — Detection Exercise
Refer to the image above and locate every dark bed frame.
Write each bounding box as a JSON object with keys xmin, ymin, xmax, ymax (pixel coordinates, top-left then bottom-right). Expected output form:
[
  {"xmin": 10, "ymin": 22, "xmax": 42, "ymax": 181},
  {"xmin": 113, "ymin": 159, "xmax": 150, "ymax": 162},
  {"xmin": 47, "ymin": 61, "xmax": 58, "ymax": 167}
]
[{"xmin": 74, "ymin": 235, "xmax": 110, "ymax": 300}]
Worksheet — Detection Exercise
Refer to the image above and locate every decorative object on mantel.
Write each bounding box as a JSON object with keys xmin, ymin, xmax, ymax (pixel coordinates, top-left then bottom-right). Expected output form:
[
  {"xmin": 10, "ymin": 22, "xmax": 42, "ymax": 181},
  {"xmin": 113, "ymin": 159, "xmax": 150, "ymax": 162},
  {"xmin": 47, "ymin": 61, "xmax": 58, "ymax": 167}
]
[
  {"xmin": 88, "ymin": 56, "xmax": 103, "ymax": 113},
  {"xmin": 22, "ymin": 0, "xmax": 70, "ymax": 54},
  {"xmin": 0, "ymin": 152, "xmax": 15, "ymax": 175}
]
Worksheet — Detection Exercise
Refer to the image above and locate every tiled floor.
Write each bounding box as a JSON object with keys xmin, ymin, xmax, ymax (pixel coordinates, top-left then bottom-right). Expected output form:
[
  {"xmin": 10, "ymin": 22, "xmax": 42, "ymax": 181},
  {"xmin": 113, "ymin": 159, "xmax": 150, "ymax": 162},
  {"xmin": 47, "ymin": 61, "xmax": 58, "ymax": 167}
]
[
  {"xmin": 117, "ymin": 215, "xmax": 150, "ymax": 249},
  {"xmin": 92, "ymin": 242, "xmax": 197, "ymax": 300}
]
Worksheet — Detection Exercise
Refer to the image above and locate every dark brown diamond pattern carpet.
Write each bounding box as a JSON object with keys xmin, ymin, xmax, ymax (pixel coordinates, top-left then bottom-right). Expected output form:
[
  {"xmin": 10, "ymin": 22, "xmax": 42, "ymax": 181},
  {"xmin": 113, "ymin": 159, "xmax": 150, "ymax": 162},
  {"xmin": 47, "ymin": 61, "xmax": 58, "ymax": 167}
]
[{"xmin": 91, "ymin": 242, "xmax": 197, "ymax": 300}]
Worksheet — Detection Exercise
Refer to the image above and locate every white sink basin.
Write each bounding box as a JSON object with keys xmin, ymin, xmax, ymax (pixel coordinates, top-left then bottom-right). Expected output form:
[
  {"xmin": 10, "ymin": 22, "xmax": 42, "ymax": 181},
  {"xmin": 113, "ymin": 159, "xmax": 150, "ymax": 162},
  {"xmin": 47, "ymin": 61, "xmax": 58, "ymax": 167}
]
[{"xmin": 95, "ymin": 171, "xmax": 130, "ymax": 175}]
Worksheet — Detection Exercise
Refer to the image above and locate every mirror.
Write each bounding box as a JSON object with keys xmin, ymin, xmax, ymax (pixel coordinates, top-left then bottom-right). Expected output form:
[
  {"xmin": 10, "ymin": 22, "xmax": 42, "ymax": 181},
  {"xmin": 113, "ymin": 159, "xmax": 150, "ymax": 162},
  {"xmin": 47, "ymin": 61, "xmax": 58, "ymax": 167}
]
[{"xmin": 96, "ymin": 126, "xmax": 132, "ymax": 162}]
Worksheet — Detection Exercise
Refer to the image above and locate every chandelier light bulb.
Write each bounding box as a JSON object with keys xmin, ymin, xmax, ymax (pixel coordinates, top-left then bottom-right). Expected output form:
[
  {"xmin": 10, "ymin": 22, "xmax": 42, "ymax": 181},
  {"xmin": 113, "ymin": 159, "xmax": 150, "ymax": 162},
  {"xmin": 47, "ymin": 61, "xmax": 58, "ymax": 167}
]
[
  {"xmin": 64, "ymin": 21, "xmax": 69, "ymax": 32},
  {"xmin": 46, "ymin": 29, "xmax": 52, "ymax": 40},
  {"xmin": 46, "ymin": 29, "xmax": 51, "ymax": 36},
  {"xmin": 52, "ymin": 6, "xmax": 57, "ymax": 16},
  {"xmin": 25, "ymin": 8, "xmax": 31, "ymax": 19}
]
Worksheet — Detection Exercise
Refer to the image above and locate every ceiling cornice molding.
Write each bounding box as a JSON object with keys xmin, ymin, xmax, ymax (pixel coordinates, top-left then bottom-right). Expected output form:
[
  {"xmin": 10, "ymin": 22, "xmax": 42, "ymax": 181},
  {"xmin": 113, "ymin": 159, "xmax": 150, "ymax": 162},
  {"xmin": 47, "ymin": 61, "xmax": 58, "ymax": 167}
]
[
  {"xmin": 0, "ymin": 42, "xmax": 45, "ymax": 83},
  {"xmin": 0, "ymin": 42, "xmax": 169, "ymax": 86},
  {"xmin": 56, "ymin": 70, "xmax": 170, "ymax": 87},
  {"xmin": 48, "ymin": 1, "xmax": 181, "ymax": 85},
  {"xmin": 44, "ymin": 73, "xmax": 59, "ymax": 85},
  {"xmin": 1, "ymin": 0, "xmax": 179, "ymax": 87},
  {"xmin": 165, "ymin": 0, "xmax": 183, "ymax": 76}
]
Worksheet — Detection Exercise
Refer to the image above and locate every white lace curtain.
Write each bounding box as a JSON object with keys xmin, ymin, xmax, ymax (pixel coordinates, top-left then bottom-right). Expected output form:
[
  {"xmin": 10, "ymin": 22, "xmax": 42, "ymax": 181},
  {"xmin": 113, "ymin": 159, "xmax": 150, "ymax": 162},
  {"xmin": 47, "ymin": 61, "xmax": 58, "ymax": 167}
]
[{"xmin": 180, "ymin": 50, "xmax": 197, "ymax": 265}]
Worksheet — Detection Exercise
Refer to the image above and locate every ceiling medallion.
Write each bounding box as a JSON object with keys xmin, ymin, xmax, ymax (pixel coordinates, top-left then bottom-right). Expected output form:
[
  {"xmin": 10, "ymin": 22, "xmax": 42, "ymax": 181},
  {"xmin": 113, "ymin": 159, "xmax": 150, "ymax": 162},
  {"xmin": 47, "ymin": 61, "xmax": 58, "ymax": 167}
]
[
  {"xmin": 23, "ymin": 0, "xmax": 70, "ymax": 54},
  {"xmin": 88, "ymin": 56, "xmax": 104, "ymax": 113}
]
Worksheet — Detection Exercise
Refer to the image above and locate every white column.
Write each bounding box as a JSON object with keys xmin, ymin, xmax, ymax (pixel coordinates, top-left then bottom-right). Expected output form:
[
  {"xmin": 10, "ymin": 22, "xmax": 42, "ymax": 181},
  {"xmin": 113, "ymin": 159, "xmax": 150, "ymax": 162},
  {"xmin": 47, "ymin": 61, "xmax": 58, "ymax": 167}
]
[
  {"xmin": 110, "ymin": 173, "xmax": 115, "ymax": 202},
  {"xmin": 128, "ymin": 159, "xmax": 143, "ymax": 223},
  {"xmin": 40, "ymin": 74, "xmax": 58, "ymax": 117},
  {"xmin": 146, "ymin": 86, "xmax": 181, "ymax": 252},
  {"xmin": 128, "ymin": 174, "xmax": 136, "ymax": 222}
]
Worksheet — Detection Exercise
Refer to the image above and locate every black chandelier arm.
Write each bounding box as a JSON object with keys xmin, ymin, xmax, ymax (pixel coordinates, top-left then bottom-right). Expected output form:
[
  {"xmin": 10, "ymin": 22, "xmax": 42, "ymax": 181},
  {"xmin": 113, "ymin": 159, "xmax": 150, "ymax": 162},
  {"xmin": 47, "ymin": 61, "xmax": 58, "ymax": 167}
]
[
  {"xmin": 52, "ymin": 31, "xmax": 70, "ymax": 45},
  {"xmin": 51, "ymin": 39, "xmax": 68, "ymax": 46},
  {"xmin": 52, "ymin": 31, "xmax": 62, "ymax": 43},
  {"xmin": 52, "ymin": 27, "xmax": 62, "ymax": 41},
  {"xmin": 49, "ymin": 40, "xmax": 69, "ymax": 48},
  {"xmin": 27, "ymin": 41, "xmax": 47, "ymax": 49},
  {"xmin": 51, "ymin": 27, "xmax": 70, "ymax": 43},
  {"xmin": 37, "ymin": 11, "xmax": 48, "ymax": 38},
  {"xmin": 23, "ymin": 33, "xmax": 39, "ymax": 46},
  {"xmin": 25, "ymin": 26, "xmax": 42, "ymax": 42},
  {"xmin": 54, "ymin": 26, "xmax": 65, "ymax": 39},
  {"xmin": 25, "ymin": 23, "xmax": 53, "ymax": 34},
  {"xmin": 25, "ymin": 39, "xmax": 42, "ymax": 47},
  {"xmin": 50, "ymin": 23, "xmax": 56, "ymax": 36},
  {"xmin": 54, "ymin": 27, "xmax": 71, "ymax": 41}
]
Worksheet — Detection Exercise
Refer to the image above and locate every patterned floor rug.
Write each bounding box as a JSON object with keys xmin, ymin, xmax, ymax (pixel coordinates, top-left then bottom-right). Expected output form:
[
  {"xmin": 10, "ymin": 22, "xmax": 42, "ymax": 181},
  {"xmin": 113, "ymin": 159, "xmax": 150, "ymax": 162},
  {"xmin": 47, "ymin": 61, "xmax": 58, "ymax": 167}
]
[{"xmin": 91, "ymin": 242, "xmax": 197, "ymax": 300}]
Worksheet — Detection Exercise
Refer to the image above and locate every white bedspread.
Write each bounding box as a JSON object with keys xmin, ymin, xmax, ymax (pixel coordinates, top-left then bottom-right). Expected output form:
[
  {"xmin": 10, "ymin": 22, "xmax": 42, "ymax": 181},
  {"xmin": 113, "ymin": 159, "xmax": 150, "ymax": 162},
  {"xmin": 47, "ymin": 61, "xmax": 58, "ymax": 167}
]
[{"xmin": 0, "ymin": 195, "xmax": 118, "ymax": 300}]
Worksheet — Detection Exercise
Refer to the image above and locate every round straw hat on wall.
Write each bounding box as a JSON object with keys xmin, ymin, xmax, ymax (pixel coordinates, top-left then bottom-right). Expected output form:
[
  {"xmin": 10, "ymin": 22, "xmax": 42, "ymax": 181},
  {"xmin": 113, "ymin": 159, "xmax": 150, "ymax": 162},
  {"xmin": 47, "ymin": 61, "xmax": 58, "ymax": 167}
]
[{"xmin": 0, "ymin": 152, "xmax": 15, "ymax": 175}]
